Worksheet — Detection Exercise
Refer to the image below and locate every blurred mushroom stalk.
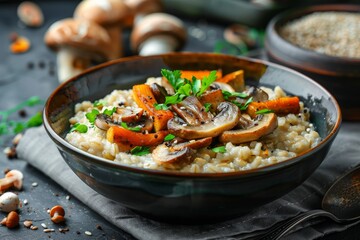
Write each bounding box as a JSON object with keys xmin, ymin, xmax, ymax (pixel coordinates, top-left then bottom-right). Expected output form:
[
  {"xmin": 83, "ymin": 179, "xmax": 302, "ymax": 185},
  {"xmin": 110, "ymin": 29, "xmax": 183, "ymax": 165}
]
[{"xmin": 44, "ymin": 18, "xmax": 112, "ymax": 83}]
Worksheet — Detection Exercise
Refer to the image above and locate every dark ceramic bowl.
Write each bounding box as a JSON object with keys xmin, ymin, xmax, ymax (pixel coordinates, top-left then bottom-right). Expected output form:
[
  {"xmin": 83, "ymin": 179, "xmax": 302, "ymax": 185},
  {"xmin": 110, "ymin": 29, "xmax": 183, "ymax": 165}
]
[
  {"xmin": 43, "ymin": 53, "xmax": 341, "ymax": 222},
  {"xmin": 265, "ymin": 4, "xmax": 360, "ymax": 121}
]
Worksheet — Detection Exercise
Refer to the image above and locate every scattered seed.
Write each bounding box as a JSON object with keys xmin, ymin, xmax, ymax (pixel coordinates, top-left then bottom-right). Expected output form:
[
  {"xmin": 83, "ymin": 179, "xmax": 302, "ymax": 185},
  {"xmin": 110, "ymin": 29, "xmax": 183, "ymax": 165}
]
[
  {"xmin": 23, "ymin": 220, "xmax": 32, "ymax": 228},
  {"xmin": 23, "ymin": 199, "xmax": 28, "ymax": 205},
  {"xmin": 44, "ymin": 228, "xmax": 55, "ymax": 233},
  {"xmin": 38, "ymin": 61, "xmax": 45, "ymax": 69},
  {"xmin": 41, "ymin": 223, "xmax": 47, "ymax": 229},
  {"xmin": 46, "ymin": 209, "xmax": 51, "ymax": 214},
  {"xmin": 59, "ymin": 227, "xmax": 69, "ymax": 233},
  {"xmin": 30, "ymin": 225, "xmax": 38, "ymax": 230},
  {"xmin": 66, "ymin": 195, "xmax": 70, "ymax": 200},
  {"xmin": 32, "ymin": 182, "xmax": 38, "ymax": 187},
  {"xmin": 27, "ymin": 61, "xmax": 34, "ymax": 69},
  {"xmin": 85, "ymin": 231, "xmax": 92, "ymax": 236},
  {"xmin": 96, "ymin": 224, "xmax": 103, "ymax": 230}
]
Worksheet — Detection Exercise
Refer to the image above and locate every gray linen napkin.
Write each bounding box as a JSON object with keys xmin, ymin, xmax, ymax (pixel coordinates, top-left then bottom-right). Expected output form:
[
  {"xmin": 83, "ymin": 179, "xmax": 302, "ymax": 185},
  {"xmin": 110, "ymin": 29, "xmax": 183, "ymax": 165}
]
[{"xmin": 17, "ymin": 123, "xmax": 360, "ymax": 240}]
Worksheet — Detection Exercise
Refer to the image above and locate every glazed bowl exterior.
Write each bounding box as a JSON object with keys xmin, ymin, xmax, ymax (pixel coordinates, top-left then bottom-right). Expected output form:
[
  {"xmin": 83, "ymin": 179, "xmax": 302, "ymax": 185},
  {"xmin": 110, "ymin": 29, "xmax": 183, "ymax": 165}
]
[
  {"xmin": 43, "ymin": 53, "xmax": 341, "ymax": 222},
  {"xmin": 265, "ymin": 4, "xmax": 360, "ymax": 121}
]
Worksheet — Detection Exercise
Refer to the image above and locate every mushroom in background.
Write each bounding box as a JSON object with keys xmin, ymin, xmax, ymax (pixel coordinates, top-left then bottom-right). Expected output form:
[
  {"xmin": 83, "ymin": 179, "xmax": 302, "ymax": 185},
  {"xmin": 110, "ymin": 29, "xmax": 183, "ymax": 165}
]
[
  {"xmin": 74, "ymin": 0, "xmax": 132, "ymax": 59},
  {"xmin": 130, "ymin": 13, "xmax": 187, "ymax": 56},
  {"xmin": 44, "ymin": 18, "xmax": 112, "ymax": 83},
  {"xmin": 124, "ymin": 0, "xmax": 163, "ymax": 27}
]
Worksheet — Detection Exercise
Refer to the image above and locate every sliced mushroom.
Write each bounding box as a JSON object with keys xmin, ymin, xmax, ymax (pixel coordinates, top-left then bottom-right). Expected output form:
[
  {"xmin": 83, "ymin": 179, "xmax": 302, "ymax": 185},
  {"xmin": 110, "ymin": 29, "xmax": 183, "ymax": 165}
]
[
  {"xmin": 116, "ymin": 107, "xmax": 144, "ymax": 122},
  {"xmin": 153, "ymin": 137, "xmax": 212, "ymax": 169},
  {"xmin": 244, "ymin": 86, "xmax": 269, "ymax": 102},
  {"xmin": 150, "ymin": 83, "xmax": 168, "ymax": 103},
  {"xmin": 95, "ymin": 111, "xmax": 153, "ymax": 131},
  {"xmin": 168, "ymin": 102, "xmax": 240, "ymax": 139},
  {"xmin": 171, "ymin": 96, "xmax": 213, "ymax": 126},
  {"xmin": 210, "ymin": 82, "xmax": 235, "ymax": 92},
  {"xmin": 219, "ymin": 113, "xmax": 278, "ymax": 144}
]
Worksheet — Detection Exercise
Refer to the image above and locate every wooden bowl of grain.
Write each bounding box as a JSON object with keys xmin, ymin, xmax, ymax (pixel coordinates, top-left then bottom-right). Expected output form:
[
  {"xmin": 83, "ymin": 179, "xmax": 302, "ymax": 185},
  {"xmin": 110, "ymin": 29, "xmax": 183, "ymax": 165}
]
[{"xmin": 265, "ymin": 4, "xmax": 360, "ymax": 121}]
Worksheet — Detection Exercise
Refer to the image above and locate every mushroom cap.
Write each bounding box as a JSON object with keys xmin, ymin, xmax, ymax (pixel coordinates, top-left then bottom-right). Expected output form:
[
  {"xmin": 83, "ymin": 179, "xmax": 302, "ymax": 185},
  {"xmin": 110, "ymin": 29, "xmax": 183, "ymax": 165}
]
[
  {"xmin": 125, "ymin": 0, "xmax": 163, "ymax": 15},
  {"xmin": 74, "ymin": 0, "xmax": 132, "ymax": 27},
  {"xmin": 44, "ymin": 18, "xmax": 112, "ymax": 59},
  {"xmin": 50, "ymin": 205, "xmax": 65, "ymax": 217},
  {"xmin": 5, "ymin": 170, "xmax": 23, "ymax": 190},
  {"xmin": 0, "ymin": 192, "xmax": 20, "ymax": 213},
  {"xmin": 130, "ymin": 13, "xmax": 187, "ymax": 53},
  {"xmin": 219, "ymin": 113, "xmax": 278, "ymax": 144}
]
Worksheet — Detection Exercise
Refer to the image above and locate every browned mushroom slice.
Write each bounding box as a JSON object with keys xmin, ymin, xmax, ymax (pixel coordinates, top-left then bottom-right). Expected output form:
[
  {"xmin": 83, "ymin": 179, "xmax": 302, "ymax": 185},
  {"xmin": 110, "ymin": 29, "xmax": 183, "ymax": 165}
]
[
  {"xmin": 210, "ymin": 82, "xmax": 235, "ymax": 92},
  {"xmin": 116, "ymin": 107, "xmax": 144, "ymax": 122},
  {"xmin": 244, "ymin": 86, "xmax": 269, "ymax": 102},
  {"xmin": 219, "ymin": 113, "xmax": 278, "ymax": 144},
  {"xmin": 168, "ymin": 102, "xmax": 240, "ymax": 139},
  {"xmin": 152, "ymin": 137, "xmax": 212, "ymax": 169},
  {"xmin": 95, "ymin": 113, "xmax": 153, "ymax": 132},
  {"xmin": 172, "ymin": 96, "xmax": 213, "ymax": 126},
  {"xmin": 152, "ymin": 145, "xmax": 194, "ymax": 169},
  {"xmin": 150, "ymin": 83, "xmax": 168, "ymax": 103}
]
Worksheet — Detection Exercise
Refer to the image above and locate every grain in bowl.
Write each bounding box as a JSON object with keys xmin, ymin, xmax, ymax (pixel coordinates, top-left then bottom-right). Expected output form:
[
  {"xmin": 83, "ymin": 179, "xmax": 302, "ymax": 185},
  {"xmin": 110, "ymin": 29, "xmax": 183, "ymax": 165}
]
[{"xmin": 65, "ymin": 69, "xmax": 321, "ymax": 173}]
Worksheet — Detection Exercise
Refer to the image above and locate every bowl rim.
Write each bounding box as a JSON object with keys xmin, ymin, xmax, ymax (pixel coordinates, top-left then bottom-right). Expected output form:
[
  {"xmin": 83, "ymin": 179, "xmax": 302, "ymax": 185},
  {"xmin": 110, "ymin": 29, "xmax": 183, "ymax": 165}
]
[
  {"xmin": 265, "ymin": 4, "xmax": 360, "ymax": 76},
  {"xmin": 43, "ymin": 52, "xmax": 342, "ymax": 178}
]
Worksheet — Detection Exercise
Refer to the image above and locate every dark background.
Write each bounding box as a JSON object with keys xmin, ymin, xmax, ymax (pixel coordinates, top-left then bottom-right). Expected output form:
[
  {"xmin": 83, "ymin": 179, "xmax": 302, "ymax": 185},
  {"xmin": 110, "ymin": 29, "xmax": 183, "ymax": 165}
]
[{"xmin": 1, "ymin": 1, "xmax": 359, "ymax": 239}]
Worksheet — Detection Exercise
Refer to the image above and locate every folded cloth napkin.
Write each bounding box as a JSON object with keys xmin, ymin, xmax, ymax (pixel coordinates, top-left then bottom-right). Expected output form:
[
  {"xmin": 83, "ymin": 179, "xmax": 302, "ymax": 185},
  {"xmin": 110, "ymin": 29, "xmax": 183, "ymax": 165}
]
[{"xmin": 17, "ymin": 123, "xmax": 360, "ymax": 240}]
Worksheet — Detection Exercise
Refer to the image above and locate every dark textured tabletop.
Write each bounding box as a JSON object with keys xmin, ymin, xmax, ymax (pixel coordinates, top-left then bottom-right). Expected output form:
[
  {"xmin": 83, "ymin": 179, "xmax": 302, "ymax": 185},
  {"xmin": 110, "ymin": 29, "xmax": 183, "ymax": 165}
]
[{"xmin": 0, "ymin": 1, "xmax": 359, "ymax": 240}]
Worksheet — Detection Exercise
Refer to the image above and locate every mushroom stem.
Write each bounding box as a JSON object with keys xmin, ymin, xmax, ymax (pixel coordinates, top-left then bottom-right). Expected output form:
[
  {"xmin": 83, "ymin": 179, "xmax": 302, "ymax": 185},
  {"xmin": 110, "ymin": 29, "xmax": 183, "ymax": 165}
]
[
  {"xmin": 139, "ymin": 35, "xmax": 178, "ymax": 56},
  {"xmin": 0, "ymin": 170, "xmax": 23, "ymax": 194},
  {"xmin": 105, "ymin": 26, "xmax": 123, "ymax": 59},
  {"xmin": 57, "ymin": 48, "xmax": 90, "ymax": 83}
]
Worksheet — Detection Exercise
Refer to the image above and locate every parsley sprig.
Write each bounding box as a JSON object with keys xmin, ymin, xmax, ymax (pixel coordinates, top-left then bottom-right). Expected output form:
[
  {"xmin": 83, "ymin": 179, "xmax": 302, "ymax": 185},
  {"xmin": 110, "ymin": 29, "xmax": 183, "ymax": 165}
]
[{"xmin": 156, "ymin": 69, "xmax": 218, "ymax": 110}]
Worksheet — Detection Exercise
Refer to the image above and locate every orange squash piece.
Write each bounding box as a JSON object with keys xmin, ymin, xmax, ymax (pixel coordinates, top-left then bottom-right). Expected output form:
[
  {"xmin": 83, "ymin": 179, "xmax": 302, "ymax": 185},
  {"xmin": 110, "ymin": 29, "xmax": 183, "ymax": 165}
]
[
  {"xmin": 247, "ymin": 96, "xmax": 300, "ymax": 118},
  {"xmin": 132, "ymin": 84, "xmax": 173, "ymax": 131},
  {"xmin": 107, "ymin": 126, "xmax": 168, "ymax": 147},
  {"xmin": 217, "ymin": 70, "xmax": 244, "ymax": 92},
  {"xmin": 180, "ymin": 70, "xmax": 222, "ymax": 80}
]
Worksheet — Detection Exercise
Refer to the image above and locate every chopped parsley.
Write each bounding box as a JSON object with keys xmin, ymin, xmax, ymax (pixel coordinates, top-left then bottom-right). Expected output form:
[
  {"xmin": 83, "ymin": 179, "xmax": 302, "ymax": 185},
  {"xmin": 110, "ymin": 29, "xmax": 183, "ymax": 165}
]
[
  {"xmin": 157, "ymin": 69, "xmax": 218, "ymax": 109},
  {"xmin": 256, "ymin": 108, "xmax": 274, "ymax": 114},
  {"xmin": 164, "ymin": 133, "xmax": 175, "ymax": 141},
  {"xmin": 130, "ymin": 146, "xmax": 150, "ymax": 156},
  {"xmin": 85, "ymin": 109, "xmax": 99, "ymax": 125},
  {"xmin": 204, "ymin": 103, "xmax": 212, "ymax": 112},
  {"xmin": 0, "ymin": 96, "xmax": 44, "ymax": 135},
  {"xmin": 70, "ymin": 123, "xmax": 88, "ymax": 133},
  {"xmin": 93, "ymin": 100, "xmax": 107, "ymax": 107},
  {"xmin": 232, "ymin": 97, "xmax": 253, "ymax": 111},
  {"xmin": 103, "ymin": 107, "xmax": 117, "ymax": 116},
  {"xmin": 211, "ymin": 146, "xmax": 226, "ymax": 153},
  {"xmin": 120, "ymin": 122, "xmax": 141, "ymax": 132},
  {"xmin": 222, "ymin": 90, "xmax": 248, "ymax": 99}
]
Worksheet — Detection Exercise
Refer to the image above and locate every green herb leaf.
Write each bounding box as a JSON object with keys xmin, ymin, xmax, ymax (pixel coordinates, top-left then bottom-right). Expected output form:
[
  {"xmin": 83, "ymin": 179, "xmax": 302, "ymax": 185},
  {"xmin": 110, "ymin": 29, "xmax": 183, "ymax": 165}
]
[
  {"xmin": 256, "ymin": 108, "xmax": 274, "ymax": 114},
  {"xmin": 197, "ymin": 70, "xmax": 217, "ymax": 96},
  {"xmin": 130, "ymin": 146, "xmax": 150, "ymax": 156},
  {"xmin": 222, "ymin": 90, "xmax": 248, "ymax": 100},
  {"xmin": 154, "ymin": 103, "xmax": 169, "ymax": 110},
  {"xmin": 212, "ymin": 146, "xmax": 226, "ymax": 153},
  {"xmin": 161, "ymin": 69, "xmax": 182, "ymax": 90},
  {"xmin": 85, "ymin": 109, "xmax": 100, "ymax": 125},
  {"xmin": 240, "ymin": 97, "xmax": 253, "ymax": 111},
  {"xmin": 204, "ymin": 103, "xmax": 212, "ymax": 112},
  {"xmin": 103, "ymin": 107, "xmax": 117, "ymax": 116},
  {"xmin": 164, "ymin": 133, "xmax": 175, "ymax": 141},
  {"xmin": 177, "ymin": 83, "xmax": 192, "ymax": 97},
  {"xmin": 70, "ymin": 123, "xmax": 88, "ymax": 133},
  {"xmin": 120, "ymin": 122, "xmax": 141, "ymax": 132},
  {"xmin": 191, "ymin": 77, "xmax": 201, "ymax": 96},
  {"xmin": 94, "ymin": 100, "xmax": 107, "ymax": 107},
  {"xmin": 26, "ymin": 112, "xmax": 43, "ymax": 127},
  {"xmin": 13, "ymin": 122, "xmax": 25, "ymax": 134}
]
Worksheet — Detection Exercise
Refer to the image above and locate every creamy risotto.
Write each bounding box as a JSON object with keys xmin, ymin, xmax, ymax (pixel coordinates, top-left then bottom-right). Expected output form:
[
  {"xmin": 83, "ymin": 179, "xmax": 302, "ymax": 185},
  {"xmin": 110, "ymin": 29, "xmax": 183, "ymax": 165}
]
[{"xmin": 65, "ymin": 69, "xmax": 321, "ymax": 173}]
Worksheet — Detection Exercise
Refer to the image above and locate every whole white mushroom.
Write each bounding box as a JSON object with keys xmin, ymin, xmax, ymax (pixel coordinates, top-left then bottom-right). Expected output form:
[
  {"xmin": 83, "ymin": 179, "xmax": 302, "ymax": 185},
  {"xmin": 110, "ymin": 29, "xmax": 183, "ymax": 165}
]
[{"xmin": 0, "ymin": 192, "xmax": 21, "ymax": 213}]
